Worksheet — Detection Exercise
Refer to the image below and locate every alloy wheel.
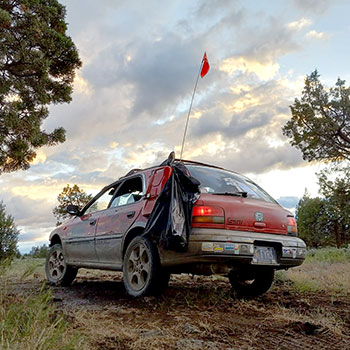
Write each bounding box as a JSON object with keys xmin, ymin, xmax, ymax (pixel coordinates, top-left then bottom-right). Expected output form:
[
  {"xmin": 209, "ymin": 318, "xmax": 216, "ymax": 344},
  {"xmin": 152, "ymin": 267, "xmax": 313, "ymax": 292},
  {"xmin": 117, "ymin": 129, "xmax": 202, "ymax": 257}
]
[
  {"xmin": 126, "ymin": 242, "xmax": 150, "ymax": 291},
  {"xmin": 48, "ymin": 248, "xmax": 66, "ymax": 282}
]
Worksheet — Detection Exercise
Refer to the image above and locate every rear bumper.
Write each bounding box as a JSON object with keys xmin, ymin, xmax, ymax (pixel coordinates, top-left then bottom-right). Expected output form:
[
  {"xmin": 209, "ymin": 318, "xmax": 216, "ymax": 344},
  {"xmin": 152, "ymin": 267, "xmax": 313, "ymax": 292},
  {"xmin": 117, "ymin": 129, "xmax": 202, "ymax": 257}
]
[{"xmin": 160, "ymin": 228, "xmax": 306, "ymax": 269}]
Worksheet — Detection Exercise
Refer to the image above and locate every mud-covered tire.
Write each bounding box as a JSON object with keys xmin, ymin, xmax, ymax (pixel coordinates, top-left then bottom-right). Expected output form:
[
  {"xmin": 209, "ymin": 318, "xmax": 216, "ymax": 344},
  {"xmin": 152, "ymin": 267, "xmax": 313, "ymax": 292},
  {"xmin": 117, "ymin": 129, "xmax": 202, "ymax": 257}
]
[
  {"xmin": 228, "ymin": 268, "xmax": 275, "ymax": 297},
  {"xmin": 45, "ymin": 244, "xmax": 77, "ymax": 286},
  {"xmin": 123, "ymin": 236, "xmax": 162, "ymax": 297}
]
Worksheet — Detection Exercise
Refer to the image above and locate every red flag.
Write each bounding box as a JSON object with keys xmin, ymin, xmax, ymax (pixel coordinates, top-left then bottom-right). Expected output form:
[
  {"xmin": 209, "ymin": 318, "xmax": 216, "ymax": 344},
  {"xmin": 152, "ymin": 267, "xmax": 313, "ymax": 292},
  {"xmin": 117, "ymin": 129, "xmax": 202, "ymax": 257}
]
[{"xmin": 200, "ymin": 52, "xmax": 210, "ymax": 78}]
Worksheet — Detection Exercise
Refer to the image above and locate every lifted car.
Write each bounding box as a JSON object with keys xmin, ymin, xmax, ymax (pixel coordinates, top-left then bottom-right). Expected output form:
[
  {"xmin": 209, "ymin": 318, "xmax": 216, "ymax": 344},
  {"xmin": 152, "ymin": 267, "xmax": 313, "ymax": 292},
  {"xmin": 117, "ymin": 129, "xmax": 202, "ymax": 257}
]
[{"xmin": 46, "ymin": 160, "xmax": 306, "ymax": 297}]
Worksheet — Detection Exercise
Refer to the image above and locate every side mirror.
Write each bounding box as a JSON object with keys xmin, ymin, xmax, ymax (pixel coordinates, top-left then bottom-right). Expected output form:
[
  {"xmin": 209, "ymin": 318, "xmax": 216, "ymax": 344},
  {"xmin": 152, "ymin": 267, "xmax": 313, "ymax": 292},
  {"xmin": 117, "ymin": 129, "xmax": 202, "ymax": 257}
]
[{"xmin": 66, "ymin": 204, "xmax": 81, "ymax": 216}]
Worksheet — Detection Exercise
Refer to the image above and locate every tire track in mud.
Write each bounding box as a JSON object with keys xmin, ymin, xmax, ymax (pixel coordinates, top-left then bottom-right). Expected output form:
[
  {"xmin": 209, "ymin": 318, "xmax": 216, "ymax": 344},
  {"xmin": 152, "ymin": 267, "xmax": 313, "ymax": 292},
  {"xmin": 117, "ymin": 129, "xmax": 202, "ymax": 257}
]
[{"xmin": 44, "ymin": 272, "xmax": 350, "ymax": 350}]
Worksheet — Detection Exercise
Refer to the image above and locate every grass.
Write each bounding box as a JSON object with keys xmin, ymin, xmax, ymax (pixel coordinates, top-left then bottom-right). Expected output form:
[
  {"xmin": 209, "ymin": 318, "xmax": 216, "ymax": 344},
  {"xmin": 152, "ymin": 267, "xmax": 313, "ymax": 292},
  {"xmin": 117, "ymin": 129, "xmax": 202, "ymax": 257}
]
[
  {"xmin": 275, "ymin": 247, "xmax": 350, "ymax": 294},
  {"xmin": 0, "ymin": 259, "xmax": 86, "ymax": 350},
  {"xmin": 2, "ymin": 257, "xmax": 46, "ymax": 280},
  {"xmin": 1, "ymin": 249, "xmax": 350, "ymax": 349},
  {"xmin": 287, "ymin": 261, "xmax": 350, "ymax": 294},
  {"xmin": 306, "ymin": 247, "xmax": 350, "ymax": 263}
]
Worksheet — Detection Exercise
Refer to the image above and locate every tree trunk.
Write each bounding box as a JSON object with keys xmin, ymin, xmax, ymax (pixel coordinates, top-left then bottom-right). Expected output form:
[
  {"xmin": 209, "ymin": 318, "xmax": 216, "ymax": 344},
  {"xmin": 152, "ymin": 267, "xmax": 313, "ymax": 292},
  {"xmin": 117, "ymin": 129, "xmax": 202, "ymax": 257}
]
[{"xmin": 335, "ymin": 221, "xmax": 342, "ymax": 248}]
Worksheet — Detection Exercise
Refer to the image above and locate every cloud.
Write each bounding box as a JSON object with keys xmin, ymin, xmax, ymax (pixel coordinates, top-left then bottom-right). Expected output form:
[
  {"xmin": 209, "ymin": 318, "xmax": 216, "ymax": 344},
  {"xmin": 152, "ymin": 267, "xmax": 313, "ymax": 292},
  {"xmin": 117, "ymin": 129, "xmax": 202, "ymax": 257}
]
[
  {"xmin": 118, "ymin": 34, "xmax": 204, "ymax": 117},
  {"xmin": 220, "ymin": 57, "xmax": 280, "ymax": 81},
  {"xmin": 293, "ymin": 0, "xmax": 338, "ymax": 14},
  {"xmin": 306, "ymin": 30, "xmax": 329, "ymax": 39},
  {"xmin": 196, "ymin": 0, "xmax": 239, "ymax": 18},
  {"xmin": 2, "ymin": 0, "xmax": 334, "ymax": 250},
  {"xmin": 287, "ymin": 18, "xmax": 312, "ymax": 31},
  {"xmin": 277, "ymin": 196, "xmax": 300, "ymax": 210},
  {"xmin": 0, "ymin": 193, "xmax": 55, "ymax": 227},
  {"xmin": 73, "ymin": 72, "xmax": 93, "ymax": 95}
]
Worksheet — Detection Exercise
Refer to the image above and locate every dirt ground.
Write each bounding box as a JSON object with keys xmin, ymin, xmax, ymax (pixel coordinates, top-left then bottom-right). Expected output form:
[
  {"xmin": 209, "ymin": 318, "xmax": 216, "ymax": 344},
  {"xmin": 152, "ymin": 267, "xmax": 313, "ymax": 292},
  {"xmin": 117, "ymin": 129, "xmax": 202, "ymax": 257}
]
[{"xmin": 12, "ymin": 267, "xmax": 350, "ymax": 350}]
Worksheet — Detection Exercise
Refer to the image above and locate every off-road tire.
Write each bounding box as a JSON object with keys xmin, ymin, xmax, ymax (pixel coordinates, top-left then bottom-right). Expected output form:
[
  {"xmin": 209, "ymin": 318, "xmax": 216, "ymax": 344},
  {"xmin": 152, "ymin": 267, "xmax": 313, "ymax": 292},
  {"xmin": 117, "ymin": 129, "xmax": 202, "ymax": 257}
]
[
  {"xmin": 45, "ymin": 244, "xmax": 78, "ymax": 286},
  {"xmin": 228, "ymin": 268, "xmax": 275, "ymax": 297},
  {"xmin": 123, "ymin": 236, "xmax": 162, "ymax": 297}
]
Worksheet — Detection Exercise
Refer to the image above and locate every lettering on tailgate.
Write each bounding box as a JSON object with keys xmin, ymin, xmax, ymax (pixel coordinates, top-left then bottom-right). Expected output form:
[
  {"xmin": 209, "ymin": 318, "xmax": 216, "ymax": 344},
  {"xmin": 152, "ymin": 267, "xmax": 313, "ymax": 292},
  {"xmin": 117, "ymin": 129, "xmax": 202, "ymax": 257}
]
[{"xmin": 227, "ymin": 217, "xmax": 243, "ymax": 225}]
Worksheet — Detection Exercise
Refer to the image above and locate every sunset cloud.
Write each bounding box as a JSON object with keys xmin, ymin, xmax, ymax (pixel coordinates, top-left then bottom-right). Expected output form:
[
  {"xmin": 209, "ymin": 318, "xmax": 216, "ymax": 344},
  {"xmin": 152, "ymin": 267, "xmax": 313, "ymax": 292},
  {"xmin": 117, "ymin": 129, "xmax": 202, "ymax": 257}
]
[
  {"xmin": 306, "ymin": 30, "xmax": 329, "ymax": 39},
  {"xmin": 1, "ymin": 0, "xmax": 348, "ymax": 252},
  {"xmin": 287, "ymin": 18, "xmax": 312, "ymax": 31}
]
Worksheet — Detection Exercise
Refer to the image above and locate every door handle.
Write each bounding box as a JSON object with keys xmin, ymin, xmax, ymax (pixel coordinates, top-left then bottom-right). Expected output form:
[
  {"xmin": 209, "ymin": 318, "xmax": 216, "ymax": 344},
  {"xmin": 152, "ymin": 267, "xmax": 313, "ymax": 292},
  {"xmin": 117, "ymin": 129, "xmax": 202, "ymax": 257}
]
[
  {"xmin": 90, "ymin": 219, "xmax": 97, "ymax": 226},
  {"xmin": 127, "ymin": 211, "xmax": 135, "ymax": 218}
]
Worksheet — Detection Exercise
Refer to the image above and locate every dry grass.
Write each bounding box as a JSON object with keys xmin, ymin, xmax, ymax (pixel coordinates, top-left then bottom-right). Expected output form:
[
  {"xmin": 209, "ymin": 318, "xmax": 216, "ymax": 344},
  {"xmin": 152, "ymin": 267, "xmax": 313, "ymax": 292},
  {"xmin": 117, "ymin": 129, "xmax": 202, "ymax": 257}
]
[
  {"xmin": 2, "ymin": 253, "xmax": 350, "ymax": 349},
  {"xmin": 2, "ymin": 258, "xmax": 46, "ymax": 281},
  {"xmin": 0, "ymin": 259, "xmax": 86, "ymax": 350},
  {"xmin": 278, "ymin": 261, "xmax": 350, "ymax": 295}
]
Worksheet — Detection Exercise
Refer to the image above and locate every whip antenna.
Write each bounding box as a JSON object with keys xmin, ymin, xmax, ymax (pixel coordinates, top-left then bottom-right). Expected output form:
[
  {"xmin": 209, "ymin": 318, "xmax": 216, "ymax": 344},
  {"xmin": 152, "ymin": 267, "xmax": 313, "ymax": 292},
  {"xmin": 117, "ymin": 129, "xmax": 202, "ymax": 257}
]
[{"xmin": 180, "ymin": 52, "xmax": 210, "ymax": 160}]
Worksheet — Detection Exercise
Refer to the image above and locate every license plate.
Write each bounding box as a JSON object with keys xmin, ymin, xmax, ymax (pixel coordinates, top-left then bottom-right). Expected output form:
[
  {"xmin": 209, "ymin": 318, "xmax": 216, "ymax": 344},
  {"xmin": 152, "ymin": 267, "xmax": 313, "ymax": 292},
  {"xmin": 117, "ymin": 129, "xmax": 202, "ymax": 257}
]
[{"xmin": 252, "ymin": 246, "xmax": 277, "ymax": 265}]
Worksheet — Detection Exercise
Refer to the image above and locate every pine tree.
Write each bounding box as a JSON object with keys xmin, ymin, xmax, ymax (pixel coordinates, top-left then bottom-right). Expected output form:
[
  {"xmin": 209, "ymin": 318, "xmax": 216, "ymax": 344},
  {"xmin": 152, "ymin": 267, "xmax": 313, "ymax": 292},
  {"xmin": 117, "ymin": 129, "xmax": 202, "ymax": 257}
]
[
  {"xmin": 283, "ymin": 70, "xmax": 350, "ymax": 163},
  {"xmin": 0, "ymin": 0, "xmax": 81, "ymax": 173},
  {"xmin": 0, "ymin": 201, "xmax": 19, "ymax": 262},
  {"xmin": 53, "ymin": 184, "xmax": 93, "ymax": 226}
]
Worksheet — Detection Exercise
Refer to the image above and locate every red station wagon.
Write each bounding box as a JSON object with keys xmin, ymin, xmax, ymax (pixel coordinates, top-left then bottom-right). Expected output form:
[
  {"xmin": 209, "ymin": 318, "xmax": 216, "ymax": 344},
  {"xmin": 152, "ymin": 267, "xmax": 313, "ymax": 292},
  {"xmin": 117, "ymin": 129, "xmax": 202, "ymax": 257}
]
[{"xmin": 46, "ymin": 160, "xmax": 306, "ymax": 297}]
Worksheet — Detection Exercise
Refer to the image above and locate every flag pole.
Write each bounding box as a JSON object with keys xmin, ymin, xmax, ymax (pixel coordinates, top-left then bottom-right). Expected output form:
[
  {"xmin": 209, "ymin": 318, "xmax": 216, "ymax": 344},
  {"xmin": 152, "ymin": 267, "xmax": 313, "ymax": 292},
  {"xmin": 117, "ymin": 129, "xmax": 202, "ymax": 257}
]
[{"xmin": 179, "ymin": 59, "xmax": 204, "ymax": 160}]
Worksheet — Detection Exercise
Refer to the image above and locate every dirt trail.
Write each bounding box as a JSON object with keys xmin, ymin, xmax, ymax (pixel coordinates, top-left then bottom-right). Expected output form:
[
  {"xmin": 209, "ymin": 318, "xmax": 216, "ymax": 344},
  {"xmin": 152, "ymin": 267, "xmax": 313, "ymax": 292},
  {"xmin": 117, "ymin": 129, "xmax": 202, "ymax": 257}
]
[{"xmin": 22, "ymin": 270, "xmax": 348, "ymax": 349}]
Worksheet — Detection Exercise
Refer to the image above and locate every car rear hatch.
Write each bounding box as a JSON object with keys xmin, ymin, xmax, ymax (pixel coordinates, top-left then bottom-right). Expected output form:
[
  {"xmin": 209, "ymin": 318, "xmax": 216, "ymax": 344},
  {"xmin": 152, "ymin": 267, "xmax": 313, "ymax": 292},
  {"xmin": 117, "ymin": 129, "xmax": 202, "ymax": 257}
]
[
  {"xmin": 186, "ymin": 164, "xmax": 296, "ymax": 236},
  {"xmin": 194, "ymin": 193, "xmax": 290, "ymax": 235}
]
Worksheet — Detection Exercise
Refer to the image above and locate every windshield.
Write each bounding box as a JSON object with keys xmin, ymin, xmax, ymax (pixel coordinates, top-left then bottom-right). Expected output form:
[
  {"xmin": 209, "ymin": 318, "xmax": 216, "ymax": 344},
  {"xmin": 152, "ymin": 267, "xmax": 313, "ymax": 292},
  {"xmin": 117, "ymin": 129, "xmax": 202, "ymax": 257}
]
[{"xmin": 186, "ymin": 165, "xmax": 277, "ymax": 204}]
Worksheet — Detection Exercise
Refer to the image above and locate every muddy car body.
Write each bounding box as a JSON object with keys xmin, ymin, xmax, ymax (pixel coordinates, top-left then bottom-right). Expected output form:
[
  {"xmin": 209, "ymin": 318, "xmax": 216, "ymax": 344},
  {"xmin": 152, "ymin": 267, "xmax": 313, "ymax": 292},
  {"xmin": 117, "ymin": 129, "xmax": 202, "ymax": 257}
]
[{"xmin": 46, "ymin": 160, "xmax": 306, "ymax": 297}]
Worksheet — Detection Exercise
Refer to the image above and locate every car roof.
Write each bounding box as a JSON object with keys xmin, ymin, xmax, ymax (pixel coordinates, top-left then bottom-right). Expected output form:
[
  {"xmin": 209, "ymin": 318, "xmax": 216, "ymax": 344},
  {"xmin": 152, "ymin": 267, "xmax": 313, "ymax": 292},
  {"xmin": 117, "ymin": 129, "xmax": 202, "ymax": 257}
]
[
  {"xmin": 119, "ymin": 159, "xmax": 233, "ymax": 181},
  {"xmin": 90, "ymin": 159, "xmax": 245, "ymax": 208},
  {"xmin": 178, "ymin": 159, "xmax": 225, "ymax": 170}
]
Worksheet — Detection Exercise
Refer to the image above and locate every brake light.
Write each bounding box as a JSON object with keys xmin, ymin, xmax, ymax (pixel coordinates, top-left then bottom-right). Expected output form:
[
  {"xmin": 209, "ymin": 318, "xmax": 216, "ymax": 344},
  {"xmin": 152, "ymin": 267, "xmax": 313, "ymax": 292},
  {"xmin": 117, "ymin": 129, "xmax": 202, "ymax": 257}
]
[
  {"xmin": 192, "ymin": 206, "xmax": 225, "ymax": 224},
  {"xmin": 287, "ymin": 217, "xmax": 298, "ymax": 235}
]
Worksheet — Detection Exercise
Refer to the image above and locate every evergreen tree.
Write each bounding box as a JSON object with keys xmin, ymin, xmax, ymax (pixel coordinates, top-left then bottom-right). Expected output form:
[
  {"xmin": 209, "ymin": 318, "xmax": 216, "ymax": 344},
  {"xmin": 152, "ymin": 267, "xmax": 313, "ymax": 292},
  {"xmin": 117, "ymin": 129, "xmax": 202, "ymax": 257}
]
[
  {"xmin": 283, "ymin": 71, "xmax": 350, "ymax": 163},
  {"xmin": 0, "ymin": 201, "xmax": 19, "ymax": 262},
  {"xmin": 318, "ymin": 167, "xmax": 350, "ymax": 247},
  {"xmin": 0, "ymin": 0, "xmax": 81, "ymax": 173},
  {"xmin": 28, "ymin": 244, "xmax": 49, "ymax": 258},
  {"xmin": 296, "ymin": 192, "xmax": 331, "ymax": 247},
  {"xmin": 53, "ymin": 184, "xmax": 93, "ymax": 226}
]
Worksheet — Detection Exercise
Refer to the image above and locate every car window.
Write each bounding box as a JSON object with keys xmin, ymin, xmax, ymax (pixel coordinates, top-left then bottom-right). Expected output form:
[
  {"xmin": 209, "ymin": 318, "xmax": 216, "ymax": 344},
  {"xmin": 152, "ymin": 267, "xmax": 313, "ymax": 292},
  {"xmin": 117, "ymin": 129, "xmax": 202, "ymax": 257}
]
[
  {"xmin": 186, "ymin": 165, "xmax": 276, "ymax": 203},
  {"xmin": 85, "ymin": 188, "xmax": 116, "ymax": 214},
  {"xmin": 110, "ymin": 177, "xmax": 143, "ymax": 208}
]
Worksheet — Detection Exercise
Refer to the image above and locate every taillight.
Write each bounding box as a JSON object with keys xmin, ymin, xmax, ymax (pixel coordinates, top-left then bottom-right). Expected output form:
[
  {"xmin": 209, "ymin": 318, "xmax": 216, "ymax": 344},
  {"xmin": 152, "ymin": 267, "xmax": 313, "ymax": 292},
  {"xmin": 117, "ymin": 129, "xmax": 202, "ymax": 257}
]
[
  {"xmin": 192, "ymin": 206, "xmax": 225, "ymax": 224},
  {"xmin": 287, "ymin": 216, "xmax": 298, "ymax": 235}
]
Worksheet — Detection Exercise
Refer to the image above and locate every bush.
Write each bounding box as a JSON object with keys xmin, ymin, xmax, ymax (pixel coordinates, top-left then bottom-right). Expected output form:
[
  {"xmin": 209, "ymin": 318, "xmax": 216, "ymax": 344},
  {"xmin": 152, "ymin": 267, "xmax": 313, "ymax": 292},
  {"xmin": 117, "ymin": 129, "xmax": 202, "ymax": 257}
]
[
  {"xmin": 27, "ymin": 244, "xmax": 50, "ymax": 258},
  {"xmin": 306, "ymin": 247, "xmax": 350, "ymax": 263},
  {"xmin": 0, "ymin": 201, "xmax": 19, "ymax": 265}
]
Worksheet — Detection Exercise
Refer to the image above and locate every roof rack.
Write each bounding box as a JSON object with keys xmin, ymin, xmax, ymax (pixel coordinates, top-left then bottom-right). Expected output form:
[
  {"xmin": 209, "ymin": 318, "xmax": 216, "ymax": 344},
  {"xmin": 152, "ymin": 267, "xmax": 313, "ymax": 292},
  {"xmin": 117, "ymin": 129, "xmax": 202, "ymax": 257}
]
[
  {"xmin": 174, "ymin": 158, "xmax": 225, "ymax": 170},
  {"xmin": 124, "ymin": 168, "xmax": 142, "ymax": 177},
  {"xmin": 120, "ymin": 158, "xmax": 226, "ymax": 180}
]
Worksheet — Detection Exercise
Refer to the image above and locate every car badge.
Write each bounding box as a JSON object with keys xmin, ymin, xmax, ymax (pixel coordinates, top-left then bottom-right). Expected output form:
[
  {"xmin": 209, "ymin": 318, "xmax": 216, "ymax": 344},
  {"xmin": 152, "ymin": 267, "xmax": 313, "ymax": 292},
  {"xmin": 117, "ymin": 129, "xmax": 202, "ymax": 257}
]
[{"xmin": 254, "ymin": 211, "xmax": 264, "ymax": 222}]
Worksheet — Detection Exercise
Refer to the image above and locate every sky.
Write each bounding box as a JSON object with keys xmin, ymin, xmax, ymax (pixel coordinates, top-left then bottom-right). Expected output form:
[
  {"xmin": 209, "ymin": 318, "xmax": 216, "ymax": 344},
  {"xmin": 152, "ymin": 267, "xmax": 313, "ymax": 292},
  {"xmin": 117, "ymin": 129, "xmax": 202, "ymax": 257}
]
[{"xmin": 1, "ymin": 0, "xmax": 350, "ymax": 253}]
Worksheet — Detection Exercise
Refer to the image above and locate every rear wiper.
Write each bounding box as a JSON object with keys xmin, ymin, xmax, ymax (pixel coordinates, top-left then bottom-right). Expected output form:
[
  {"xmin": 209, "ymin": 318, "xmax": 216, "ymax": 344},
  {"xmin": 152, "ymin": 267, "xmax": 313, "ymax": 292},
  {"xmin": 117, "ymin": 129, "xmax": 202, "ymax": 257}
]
[{"xmin": 213, "ymin": 191, "xmax": 248, "ymax": 198}]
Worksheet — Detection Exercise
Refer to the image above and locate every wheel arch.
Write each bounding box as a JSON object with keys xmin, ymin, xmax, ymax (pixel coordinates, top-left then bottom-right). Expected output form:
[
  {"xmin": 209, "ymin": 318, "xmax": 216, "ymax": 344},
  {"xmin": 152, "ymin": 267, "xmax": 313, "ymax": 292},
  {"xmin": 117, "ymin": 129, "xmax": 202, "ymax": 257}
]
[
  {"xmin": 122, "ymin": 223, "xmax": 146, "ymax": 259},
  {"xmin": 49, "ymin": 234, "xmax": 62, "ymax": 247}
]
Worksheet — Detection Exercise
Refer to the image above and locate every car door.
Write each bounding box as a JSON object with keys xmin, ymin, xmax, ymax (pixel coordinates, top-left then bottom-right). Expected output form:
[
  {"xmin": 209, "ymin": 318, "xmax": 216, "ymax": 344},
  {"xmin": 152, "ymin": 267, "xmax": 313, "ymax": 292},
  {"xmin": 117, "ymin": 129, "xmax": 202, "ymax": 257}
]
[
  {"xmin": 142, "ymin": 166, "xmax": 172, "ymax": 216},
  {"xmin": 64, "ymin": 187, "xmax": 115, "ymax": 263},
  {"xmin": 95, "ymin": 176, "xmax": 144, "ymax": 265}
]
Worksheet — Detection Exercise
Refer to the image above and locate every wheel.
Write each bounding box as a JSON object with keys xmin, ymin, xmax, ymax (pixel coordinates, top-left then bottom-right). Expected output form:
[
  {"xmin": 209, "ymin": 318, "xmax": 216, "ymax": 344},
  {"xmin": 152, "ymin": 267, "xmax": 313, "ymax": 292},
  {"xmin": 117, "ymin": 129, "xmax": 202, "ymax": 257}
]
[
  {"xmin": 228, "ymin": 268, "xmax": 275, "ymax": 297},
  {"xmin": 45, "ymin": 244, "xmax": 77, "ymax": 286},
  {"xmin": 123, "ymin": 236, "xmax": 162, "ymax": 297}
]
